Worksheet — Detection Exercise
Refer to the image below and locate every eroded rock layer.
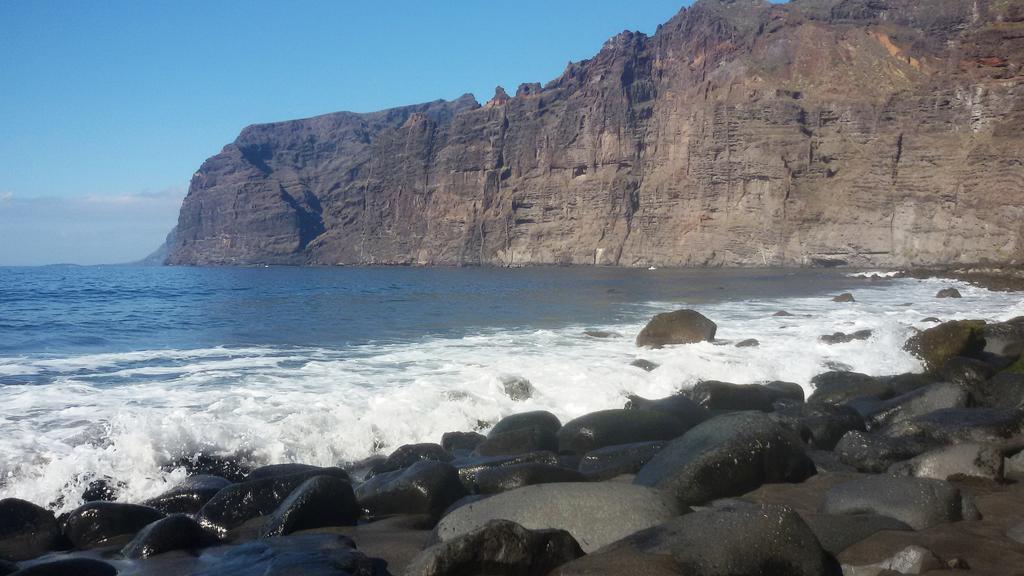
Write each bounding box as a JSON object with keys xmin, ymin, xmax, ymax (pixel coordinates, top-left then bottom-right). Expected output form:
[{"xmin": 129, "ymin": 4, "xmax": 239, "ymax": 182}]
[{"xmin": 167, "ymin": 0, "xmax": 1024, "ymax": 267}]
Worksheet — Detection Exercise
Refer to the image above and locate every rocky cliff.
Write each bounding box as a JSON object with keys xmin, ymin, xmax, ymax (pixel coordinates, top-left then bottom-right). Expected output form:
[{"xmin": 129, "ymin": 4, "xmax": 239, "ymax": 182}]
[{"xmin": 167, "ymin": 0, "xmax": 1024, "ymax": 267}]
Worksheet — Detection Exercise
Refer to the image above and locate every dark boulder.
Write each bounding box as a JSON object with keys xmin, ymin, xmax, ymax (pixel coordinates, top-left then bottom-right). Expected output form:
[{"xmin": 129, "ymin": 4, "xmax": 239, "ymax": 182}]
[
  {"xmin": 800, "ymin": 513, "xmax": 912, "ymax": 556},
  {"xmin": 121, "ymin": 513, "xmax": 216, "ymax": 559},
  {"xmin": 355, "ymin": 460, "xmax": 467, "ymax": 520},
  {"xmin": 245, "ymin": 463, "xmax": 324, "ymax": 482},
  {"xmin": 773, "ymin": 403, "xmax": 864, "ymax": 450},
  {"xmin": 936, "ymin": 287, "xmax": 962, "ymax": 298},
  {"xmin": 489, "ymin": 411, "xmax": 561, "ymax": 437},
  {"xmin": 8, "ymin": 559, "xmax": 117, "ymax": 576},
  {"xmin": 142, "ymin": 474, "xmax": 231, "ymax": 514},
  {"xmin": 808, "ymin": 371, "xmax": 890, "ymax": 406},
  {"xmin": 888, "ymin": 443, "xmax": 1004, "ymax": 481},
  {"xmin": 859, "ymin": 382, "xmax": 969, "ymax": 431},
  {"xmin": 81, "ymin": 478, "xmax": 122, "ymax": 503},
  {"xmin": 983, "ymin": 317, "xmax": 1024, "ymax": 357},
  {"xmin": 834, "ymin": 430, "xmax": 935, "ymax": 473},
  {"xmin": 164, "ymin": 453, "xmax": 251, "ymax": 482},
  {"xmin": 64, "ymin": 502, "xmax": 164, "ymax": 549},
  {"xmin": 635, "ymin": 310, "xmax": 716, "ymax": 348},
  {"xmin": 819, "ymin": 330, "xmax": 873, "ymax": 345},
  {"xmin": 774, "ymin": 310, "xmax": 795, "ymax": 316},
  {"xmin": 625, "ymin": 394, "xmax": 709, "ymax": 425},
  {"xmin": 578, "ymin": 441, "xmax": 667, "ymax": 480},
  {"xmin": 556, "ymin": 409, "xmax": 690, "ymax": 454},
  {"xmin": 501, "ymin": 376, "xmax": 534, "ymax": 401},
  {"xmin": 441, "ymin": 431, "xmax": 486, "ymax": 455},
  {"xmin": 451, "ymin": 451, "xmax": 560, "ymax": 489},
  {"xmin": 261, "ymin": 475, "xmax": 360, "ymax": 537},
  {"xmin": 197, "ymin": 466, "xmax": 350, "ymax": 535},
  {"xmin": 685, "ymin": 381, "xmax": 776, "ymax": 412},
  {"xmin": 821, "ymin": 476, "xmax": 979, "ymax": 530},
  {"xmin": 629, "ymin": 359, "xmax": 659, "ymax": 372},
  {"xmin": 736, "ymin": 338, "xmax": 760, "ymax": 348},
  {"xmin": 633, "ymin": 412, "xmax": 816, "ymax": 507},
  {"xmin": 883, "ymin": 406, "xmax": 1024, "ymax": 445},
  {"xmin": 980, "ymin": 371, "xmax": 1024, "ymax": 408},
  {"xmin": 406, "ymin": 519, "xmax": 583, "ymax": 576},
  {"xmin": 473, "ymin": 426, "xmax": 558, "ymax": 457},
  {"xmin": 370, "ymin": 443, "xmax": 452, "ymax": 477},
  {"xmin": 832, "ymin": 293, "xmax": 855, "ymax": 302},
  {"xmin": 473, "ymin": 464, "xmax": 586, "ymax": 494},
  {"xmin": 903, "ymin": 319, "xmax": 986, "ymax": 373},
  {"xmin": 940, "ymin": 355, "xmax": 998, "ymax": 392},
  {"xmin": 0, "ymin": 499, "xmax": 62, "ymax": 561}
]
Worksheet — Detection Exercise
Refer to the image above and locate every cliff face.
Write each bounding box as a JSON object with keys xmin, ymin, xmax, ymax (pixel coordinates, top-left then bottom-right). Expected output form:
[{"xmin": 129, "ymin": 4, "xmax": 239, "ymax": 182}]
[{"xmin": 167, "ymin": 0, "xmax": 1024, "ymax": 267}]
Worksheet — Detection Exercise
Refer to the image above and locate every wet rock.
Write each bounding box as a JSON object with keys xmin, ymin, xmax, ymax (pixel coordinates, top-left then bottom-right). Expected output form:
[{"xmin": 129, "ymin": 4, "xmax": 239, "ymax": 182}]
[
  {"xmin": 888, "ymin": 443, "xmax": 1004, "ymax": 481},
  {"xmin": 819, "ymin": 330, "xmax": 873, "ymax": 345},
  {"xmin": 859, "ymin": 382, "xmax": 969, "ymax": 431},
  {"xmin": 834, "ymin": 430, "xmax": 935, "ymax": 473},
  {"xmin": 832, "ymin": 293, "xmax": 856, "ymax": 302},
  {"xmin": 262, "ymin": 475, "xmax": 360, "ymax": 537},
  {"xmin": 983, "ymin": 317, "xmax": 1024, "ymax": 357},
  {"xmin": 121, "ymin": 513, "xmax": 216, "ymax": 559},
  {"xmin": 936, "ymin": 287, "xmax": 963, "ymax": 298},
  {"xmin": 0, "ymin": 498, "xmax": 62, "ymax": 561},
  {"xmin": 881, "ymin": 372, "xmax": 940, "ymax": 396},
  {"xmin": 451, "ymin": 451, "xmax": 560, "ymax": 489},
  {"xmin": 883, "ymin": 406, "xmax": 1024, "ymax": 445},
  {"xmin": 406, "ymin": 519, "xmax": 583, "ymax": 576},
  {"xmin": 981, "ymin": 371, "xmax": 1024, "ymax": 408},
  {"xmin": 556, "ymin": 409, "xmax": 690, "ymax": 454},
  {"xmin": 629, "ymin": 359, "xmax": 659, "ymax": 371},
  {"xmin": 800, "ymin": 513, "xmax": 913, "ymax": 556},
  {"xmin": 556, "ymin": 504, "xmax": 839, "ymax": 576},
  {"xmin": 435, "ymin": 482, "xmax": 681, "ymax": 553},
  {"xmin": 440, "ymin": 431, "xmax": 485, "ymax": 455},
  {"xmin": 489, "ymin": 411, "xmax": 561, "ymax": 437},
  {"xmin": 473, "ymin": 464, "xmax": 586, "ymax": 494},
  {"xmin": 687, "ymin": 380, "xmax": 804, "ymax": 413},
  {"xmin": 473, "ymin": 426, "xmax": 558, "ymax": 457},
  {"xmin": 821, "ymin": 476, "xmax": 978, "ymax": 530},
  {"xmin": 807, "ymin": 450, "xmax": 858, "ymax": 473},
  {"xmin": 81, "ymin": 478, "xmax": 123, "ymax": 503},
  {"xmin": 245, "ymin": 463, "xmax": 324, "ymax": 482},
  {"xmin": 940, "ymin": 355, "xmax": 997, "ymax": 392},
  {"xmin": 197, "ymin": 466, "xmax": 349, "ymax": 535},
  {"xmin": 583, "ymin": 330, "xmax": 620, "ymax": 339},
  {"xmin": 142, "ymin": 474, "xmax": 232, "ymax": 514},
  {"xmin": 774, "ymin": 403, "xmax": 865, "ymax": 450},
  {"xmin": 808, "ymin": 371, "xmax": 890, "ymax": 406},
  {"xmin": 8, "ymin": 559, "xmax": 117, "ymax": 576},
  {"xmin": 774, "ymin": 310, "xmax": 794, "ymax": 316},
  {"xmin": 635, "ymin": 310, "xmax": 716, "ymax": 348},
  {"xmin": 903, "ymin": 319, "xmax": 987, "ymax": 373},
  {"xmin": 922, "ymin": 317, "xmax": 941, "ymax": 323},
  {"xmin": 165, "ymin": 453, "xmax": 251, "ymax": 482},
  {"xmin": 500, "ymin": 375, "xmax": 534, "ymax": 401},
  {"xmin": 624, "ymin": 394, "xmax": 709, "ymax": 425},
  {"xmin": 843, "ymin": 544, "xmax": 945, "ymax": 576},
  {"xmin": 370, "ymin": 443, "xmax": 452, "ymax": 477},
  {"xmin": 633, "ymin": 412, "xmax": 816, "ymax": 507},
  {"xmin": 64, "ymin": 502, "xmax": 164, "ymax": 549},
  {"xmin": 735, "ymin": 338, "xmax": 760, "ymax": 348},
  {"xmin": 578, "ymin": 441, "xmax": 667, "ymax": 480},
  {"xmin": 356, "ymin": 461, "xmax": 467, "ymax": 520}
]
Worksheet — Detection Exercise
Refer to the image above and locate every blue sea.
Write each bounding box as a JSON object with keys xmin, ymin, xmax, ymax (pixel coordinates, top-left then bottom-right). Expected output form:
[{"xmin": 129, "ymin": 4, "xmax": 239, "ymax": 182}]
[{"xmin": 1, "ymin": 265, "xmax": 1021, "ymax": 511}]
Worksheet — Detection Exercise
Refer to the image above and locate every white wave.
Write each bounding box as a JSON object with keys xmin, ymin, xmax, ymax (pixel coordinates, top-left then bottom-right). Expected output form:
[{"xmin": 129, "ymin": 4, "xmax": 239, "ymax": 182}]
[
  {"xmin": 0, "ymin": 277, "xmax": 1022, "ymax": 512},
  {"xmin": 846, "ymin": 270, "xmax": 901, "ymax": 278}
]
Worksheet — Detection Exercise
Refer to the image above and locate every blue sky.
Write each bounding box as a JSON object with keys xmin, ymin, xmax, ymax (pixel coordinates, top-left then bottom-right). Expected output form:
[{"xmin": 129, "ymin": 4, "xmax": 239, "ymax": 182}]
[{"xmin": 0, "ymin": 0, "xmax": 691, "ymax": 265}]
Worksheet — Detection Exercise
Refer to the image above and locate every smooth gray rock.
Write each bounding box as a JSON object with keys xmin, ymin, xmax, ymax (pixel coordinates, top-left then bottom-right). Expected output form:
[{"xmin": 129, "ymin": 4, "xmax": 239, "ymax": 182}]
[
  {"xmin": 451, "ymin": 451, "xmax": 560, "ymax": 489},
  {"xmin": 888, "ymin": 443, "xmax": 1004, "ymax": 481},
  {"xmin": 473, "ymin": 463, "xmax": 586, "ymax": 494},
  {"xmin": 800, "ymin": 513, "xmax": 913, "ymax": 556},
  {"xmin": 406, "ymin": 519, "xmax": 583, "ymax": 576},
  {"xmin": 834, "ymin": 430, "xmax": 935, "ymax": 473},
  {"xmin": 435, "ymin": 482, "xmax": 682, "ymax": 553},
  {"xmin": 842, "ymin": 545, "xmax": 945, "ymax": 576},
  {"xmin": 578, "ymin": 441, "xmax": 667, "ymax": 480},
  {"xmin": 821, "ymin": 476, "xmax": 978, "ymax": 530},
  {"xmin": 262, "ymin": 475, "xmax": 360, "ymax": 537},
  {"xmin": 883, "ymin": 407, "xmax": 1024, "ymax": 445},
  {"xmin": 634, "ymin": 412, "xmax": 816, "ymax": 507},
  {"xmin": 356, "ymin": 460, "xmax": 467, "ymax": 520},
  {"xmin": 556, "ymin": 409, "xmax": 690, "ymax": 454},
  {"xmin": 859, "ymin": 382, "xmax": 969, "ymax": 431},
  {"xmin": 121, "ymin": 513, "xmax": 216, "ymax": 559}
]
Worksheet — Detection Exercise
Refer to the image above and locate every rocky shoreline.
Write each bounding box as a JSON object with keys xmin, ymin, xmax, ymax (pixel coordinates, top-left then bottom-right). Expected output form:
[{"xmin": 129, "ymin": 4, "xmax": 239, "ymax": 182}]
[{"xmin": 3, "ymin": 297, "xmax": 1024, "ymax": 575}]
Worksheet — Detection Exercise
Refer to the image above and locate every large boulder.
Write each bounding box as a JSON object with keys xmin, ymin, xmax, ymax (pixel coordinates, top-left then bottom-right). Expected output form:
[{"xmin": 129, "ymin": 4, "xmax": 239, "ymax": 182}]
[
  {"xmin": 0, "ymin": 499, "xmax": 62, "ymax": 561},
  {"xmin": 370, "ymin": 443, "xmax": 452, "ymax": 477},
  {"xmin": 557, "ymin": 409, "xmax": 690, "ymax": 454},
  {"xmin": 197, "ymin": 466, "xmax": 350, "ymax": 535},
  {"xmin": 773, "ymin": 403, "xmax": 865, "ymax": 450},
  {"xmin": 578, "ymin": 441, "xmax": 667, "ymax": 480},
  {"xmin": 883, "ymin": 407, "xmax": 1024, "ymax": 445},
  {"xmin": 624, "ymin": 394, "xmax": 709, "ymax": 425},
  {"xmin": 808, "ymin": 372, "xmax": 891, "ymax": 406},
  {"xmin": 440, "ymin": 431, "xmax": 486, "ymax": 455},
  {"xmin": 859, "ymin": 382, "xmax": 969, "ymax": 431},
  {"xmin": 355, "ymin": 461, "xmax": 467, "ymax": 520},
  {"xmin": 142, "ymin": 474, "xmax": 232, "ymax": 514},
  {"xmin": 488, "ymin": 411, "xmax": 561, "ymax": 437},
  {"xmin": 636, "ymin": 310, "xmax": 716, "ymax": 348},
  {"xmin": 473, "ymin": 464, "xmax": 586, "ymax": 495},
  {"xmin": 473, "ymin": 427, "xmax": 558, "ymax": 457},
  {"xmin": 633, "ymin": 412, "xmax": 816, "ymax": 507},
  {"xmin": 799, "ymin": 513, "xmax": 913, "ymax": 556},
  {"xmin": 451, "ymin": 451, "xmax": 560, "ymax": 489},
  {"xmin": 980, "ymin": 371, "xmax": 1024, "ymax": 408},
  {"xmin": 262, "ymin": 475, "xmax": 360, "ymax": 537},
  {"xmin": 834, "ymin": 431, "xmax": 935, "ymax": 473},
  {"xmin": 903, "ymin": 320, "xmax": 986, "ymax": 373},
  {"xmin": 888, "ymin": 443, "xmax": 1004, "ymax": 481},
  {"xmin": 120, "ymin": 513, "xmax": 216, "ymax": 559},
  {"xmin": 555, "ymin": 504, "xmax": 840, "ymax": 576},
  {"xmin": 245, "ymin": 463, "xmax": 325, "ymax": 482},
  {"xmin": 434, "ymin": 482, "xmax": 682, "ymax": 553},
  {"xmin": 64, "ymin": 502, "xmax": 164, "ymax": 549},
  {"xmin": 405, "ymin": 520, "xmax": 583, "ymax": 576},
  {"xmin": 821, "ymin": 476, "xmax": 979, "ymax": 530},
  {"xmin": 983, "ymin": 317, "xmax": 1024, "ymax": 357},
  {"xmin": 686, "ymin": 380, "xmax": 802, "ymax": 413}
]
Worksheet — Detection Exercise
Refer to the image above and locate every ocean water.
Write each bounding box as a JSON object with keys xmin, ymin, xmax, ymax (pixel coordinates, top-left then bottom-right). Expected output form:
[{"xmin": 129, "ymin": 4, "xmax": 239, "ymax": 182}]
[{"xmin": 1, "ymin": 265, "xmax": 1022, "ymax": 512}]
